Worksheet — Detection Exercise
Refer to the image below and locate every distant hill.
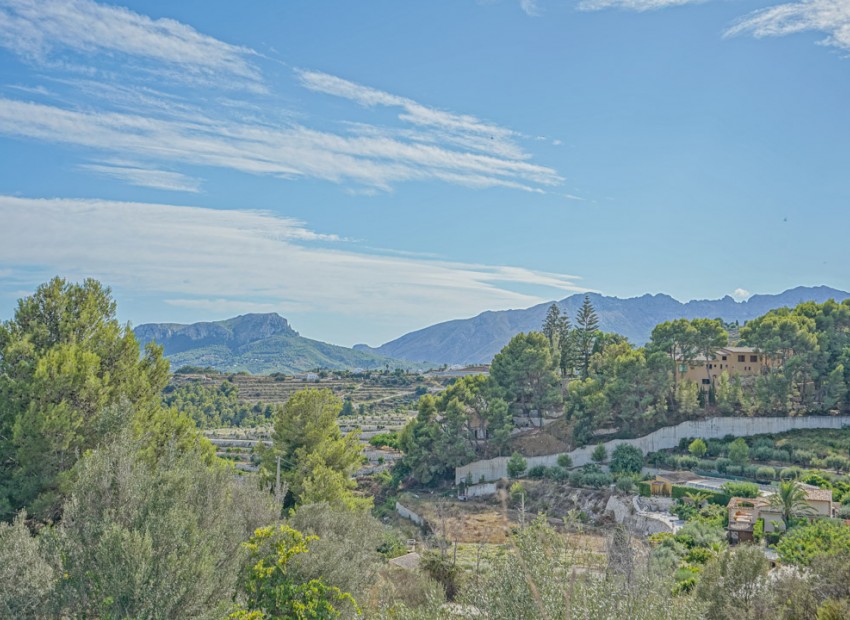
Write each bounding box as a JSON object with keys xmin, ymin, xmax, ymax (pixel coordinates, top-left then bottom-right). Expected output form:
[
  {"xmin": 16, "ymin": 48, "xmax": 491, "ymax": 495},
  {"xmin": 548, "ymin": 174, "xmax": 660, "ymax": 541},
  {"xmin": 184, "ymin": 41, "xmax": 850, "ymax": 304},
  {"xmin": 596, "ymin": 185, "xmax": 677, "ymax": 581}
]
[
  {"xmin": 354, "ymin": 286, "xmax": 850, "ymax": 365},
  {"xmin": 134, "ymin": 313, "xmax": 428, "ymax": 374}
]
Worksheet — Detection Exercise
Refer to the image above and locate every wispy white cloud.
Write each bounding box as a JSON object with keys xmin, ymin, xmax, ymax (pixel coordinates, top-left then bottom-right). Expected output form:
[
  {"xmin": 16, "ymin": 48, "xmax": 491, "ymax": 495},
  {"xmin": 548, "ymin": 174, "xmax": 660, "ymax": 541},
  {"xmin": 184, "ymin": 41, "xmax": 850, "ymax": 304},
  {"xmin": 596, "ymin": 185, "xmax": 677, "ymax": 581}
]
[
  {"xmin": 578, "ymin": 0, "xmax": 705, "ymax": 11},
  {"xmin": 0, "ymin": 1, "xmax": 560, "ymax": 193},
  {"xmin": 0, "ymin": 0, "xmax": 263, "ymax": 89},
  {"xmin": 78, "ymin": 161, "xmax": 202, "ymax": 192},
  {"xmin": 0, "ymin": 97, "xmax": 560, "ymax": 191},
  {"xmin": 731, "ymin": 288, "xmax": 752, "ymax": 301},
  {"xmin": 295, "ymin": 69, "xmax": 532, "ymax": 162},
  {"xmin": 520, "ymin": 0, "xmax": 542, "ymax": 16},
  {"xmin": 725, "ymin": 0, "xmax": 850, "ymax": 51},
  {"xmin": 0, "ymin": 195, "xmax": 587, "ymax": 344}
]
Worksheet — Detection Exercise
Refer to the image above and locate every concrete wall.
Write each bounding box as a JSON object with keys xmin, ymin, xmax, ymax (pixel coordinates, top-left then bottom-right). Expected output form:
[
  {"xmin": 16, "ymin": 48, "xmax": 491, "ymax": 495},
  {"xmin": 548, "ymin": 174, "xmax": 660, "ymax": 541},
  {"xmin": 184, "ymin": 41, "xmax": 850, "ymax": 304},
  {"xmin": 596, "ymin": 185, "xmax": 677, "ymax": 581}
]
[
  {"xmin": 396, "ymin": 501, "xmax": 425, "ymax": 527},
  {"xmin": 461, "ymin": 482, "xmax": 498, "ymax": 498},
  {"xmin": 456, "ymin": 415, "xmax": 850, "ymax": 484}
]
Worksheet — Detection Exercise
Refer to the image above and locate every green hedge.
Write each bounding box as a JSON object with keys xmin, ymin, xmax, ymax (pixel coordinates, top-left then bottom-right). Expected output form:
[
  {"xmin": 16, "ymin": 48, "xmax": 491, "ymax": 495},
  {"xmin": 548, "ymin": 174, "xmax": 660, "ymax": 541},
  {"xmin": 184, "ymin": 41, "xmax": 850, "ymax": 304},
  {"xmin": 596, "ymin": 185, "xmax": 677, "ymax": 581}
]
[
  {"xmin": 670, "ymin": 484, "xmax": 729, "ymax": 505},
  {"xmin": 638, "ymin": 481, "xmax": 729, "ymax": 505}
]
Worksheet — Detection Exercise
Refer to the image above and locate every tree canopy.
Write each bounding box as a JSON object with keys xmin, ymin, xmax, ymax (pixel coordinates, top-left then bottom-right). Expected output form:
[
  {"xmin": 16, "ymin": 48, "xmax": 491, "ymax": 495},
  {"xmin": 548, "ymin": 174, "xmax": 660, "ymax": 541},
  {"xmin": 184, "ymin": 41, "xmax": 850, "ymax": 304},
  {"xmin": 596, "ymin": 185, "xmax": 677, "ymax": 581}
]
[
  {"xmin": 0, "ymin": 277, "xmax": 170, "ymax": 520},
  {"xmin": 261, "ymin": 388, "xmax": 368, "ymax": 510}
]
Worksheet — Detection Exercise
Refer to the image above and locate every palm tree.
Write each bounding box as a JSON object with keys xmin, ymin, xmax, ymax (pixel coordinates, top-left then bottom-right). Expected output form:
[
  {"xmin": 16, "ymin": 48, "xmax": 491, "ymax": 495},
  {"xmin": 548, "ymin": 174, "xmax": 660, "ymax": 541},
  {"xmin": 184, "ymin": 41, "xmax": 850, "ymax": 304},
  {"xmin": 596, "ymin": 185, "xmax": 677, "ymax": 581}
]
[
  {"xmin": 769, "ymin": 480, "xmax": 816, "ymax": 525},
  {"xmin": 684, "ymin": 491, "xmax": 710, "ymax": 507}
]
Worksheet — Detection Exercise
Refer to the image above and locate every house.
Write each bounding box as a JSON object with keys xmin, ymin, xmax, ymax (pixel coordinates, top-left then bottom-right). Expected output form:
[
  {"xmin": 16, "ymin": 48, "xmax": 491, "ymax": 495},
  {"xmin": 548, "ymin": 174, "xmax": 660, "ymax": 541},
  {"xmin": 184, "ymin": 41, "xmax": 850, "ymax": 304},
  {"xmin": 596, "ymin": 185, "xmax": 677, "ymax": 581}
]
[
  {"xmin": 726, "ymin": 484, "xmax": 835, "ymax": 543},
  {"xmin": 799, "ymin": 484, "xmax": 834, "ymax": 517},
  {"xmin": 727, "ymin": 497, "xmax": 785, "ymax": 543},
  {"xmin": 678, "ymin": 346, "xmax": 767, "ymax": 389}
]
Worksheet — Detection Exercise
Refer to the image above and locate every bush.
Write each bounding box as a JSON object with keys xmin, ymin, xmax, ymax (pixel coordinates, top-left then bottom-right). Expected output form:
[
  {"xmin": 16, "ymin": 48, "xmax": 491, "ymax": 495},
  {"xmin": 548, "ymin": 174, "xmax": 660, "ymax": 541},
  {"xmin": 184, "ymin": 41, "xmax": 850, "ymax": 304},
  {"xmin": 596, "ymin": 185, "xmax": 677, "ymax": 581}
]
[
  {"xmin": 755, "ymin": 466, "xmax": 776, "ymax": 482},
  {"xmin": 698, "ymin": 459, "xmax": 715, "ymax": 472},
  {"xmin": 544, "ymin": 466, "xmax": 569, "ymax": 481},
  {"xmin": 772, "ymin": 448, "xmax": 791, "ymax": 463},
  {"xmin": 728, "ymin": 438, "xmax": 750, "ymax": 465},
  {"xmin": 527, "ymin": 465, "xmax": 547, "ymax": 479},
  {"xmin": 675, "ymin": 455, "xmax": 699, "ymax": 470},
  {"xmin": 721, "ymin": 481, "xmax": 760, "ymax": 498},
  {"xmin": 777, "ymin": 519, "xmax": 850, "ymax": 566},
  {"xmin": 556, "ymin": 453, "xmax": 573, "ymax": 469},
  {"xmin": 826, "ymin": 455, "xmax": 850, "ymax": 473},
  {"xmin": 615, "ymin": 476, "xmax": 636, "ymax": 494},
  {"xmin": 707, "ymin": 440, "xmax": 726, "ymax": 458},
  {"xmin": 715, "ymin": 458, "xmax": 732, "ymax": 473},
  {"xmin": 507, "ymin": 452, "xmax": 527, "ymax": 478},
  {"xmin": 752, "ymin": 446, "xmax": 774, "ymax": 462},
  {"xmin": 792, "ymin": 449, "xmax": 816, "ymax": 466},
  {"xmin": 780, "ymin": 466, "xmax": 802, "ymax": 480},
  {"xmin": 688, "ymin": 439, "xmax": 708, "ymax": 458},
  {"xmin": 591, "ymin": 444, "xmax": 607, "ymax": 463},
  {"xmin": 609, "ymin": 444, "xmax": 644, "ymax": 474}
]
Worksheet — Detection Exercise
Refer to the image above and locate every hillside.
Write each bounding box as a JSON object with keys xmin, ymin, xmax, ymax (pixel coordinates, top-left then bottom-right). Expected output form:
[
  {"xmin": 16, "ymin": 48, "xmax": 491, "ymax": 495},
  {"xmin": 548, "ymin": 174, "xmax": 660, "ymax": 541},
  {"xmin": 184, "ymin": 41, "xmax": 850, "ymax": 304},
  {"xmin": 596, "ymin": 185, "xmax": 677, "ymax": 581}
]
[
  {"xmin": 355, "ymin": 286, "xmax": 850, "ymax": 364},
  {"xmin": 134, "ymin": 313, "xmax": 428, "ymax": 374}
]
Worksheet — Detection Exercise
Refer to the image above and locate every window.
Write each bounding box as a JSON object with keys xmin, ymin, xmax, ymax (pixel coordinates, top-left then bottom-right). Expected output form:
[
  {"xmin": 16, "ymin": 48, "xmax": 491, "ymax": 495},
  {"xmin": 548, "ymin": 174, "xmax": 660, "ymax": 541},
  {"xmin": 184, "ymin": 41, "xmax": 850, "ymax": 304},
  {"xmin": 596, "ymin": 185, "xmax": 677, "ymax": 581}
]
[
  {"xmin": 750, "ymin": 355, "xmax": 758, "ymax": 363},
  {"xmin": 722, "ymin": 355, "xmax": 727, "ymax": 361},
  {"xmin": 702, "ymin": 379, "xmax": 711, "ymax": 385},
  {"xmin": 738, "ymin": 355, "xmax": 745, "ymax": 362}
]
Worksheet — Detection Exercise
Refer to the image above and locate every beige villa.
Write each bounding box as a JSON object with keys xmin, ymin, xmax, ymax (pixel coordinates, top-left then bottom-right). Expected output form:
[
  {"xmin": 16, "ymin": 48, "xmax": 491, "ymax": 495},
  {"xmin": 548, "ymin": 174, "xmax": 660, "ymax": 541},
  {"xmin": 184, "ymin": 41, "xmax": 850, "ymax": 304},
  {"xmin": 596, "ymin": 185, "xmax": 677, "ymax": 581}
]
[
  {"xmin": 679, "ymin": 346, "xmax": 767, "ymax": 389},
  {"xmin": 727, "ymin": 484, "xmax": 834, "ymax": 543}
]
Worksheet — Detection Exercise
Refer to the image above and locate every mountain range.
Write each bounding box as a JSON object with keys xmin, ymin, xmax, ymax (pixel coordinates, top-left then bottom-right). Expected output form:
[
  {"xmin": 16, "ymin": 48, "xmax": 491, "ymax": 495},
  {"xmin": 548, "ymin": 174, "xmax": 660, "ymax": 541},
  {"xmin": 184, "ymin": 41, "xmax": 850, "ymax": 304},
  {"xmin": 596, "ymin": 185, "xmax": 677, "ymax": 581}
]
[
  {"xmin": 134, "ymin": 313, "xmax": 426, "ymax": 374},
  {"xmin": 354, "ymin": 286, "xmax": 850, "ymax": 365}
]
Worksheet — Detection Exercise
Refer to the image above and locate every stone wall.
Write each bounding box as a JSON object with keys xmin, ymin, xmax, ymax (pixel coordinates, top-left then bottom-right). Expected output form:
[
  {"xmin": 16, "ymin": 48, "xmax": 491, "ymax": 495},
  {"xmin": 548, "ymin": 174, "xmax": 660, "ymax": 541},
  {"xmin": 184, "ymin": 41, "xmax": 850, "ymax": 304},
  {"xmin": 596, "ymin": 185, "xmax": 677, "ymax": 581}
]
[{"xmin": 456, "ymin": 415, "xmax": 850, "ymax": 484}]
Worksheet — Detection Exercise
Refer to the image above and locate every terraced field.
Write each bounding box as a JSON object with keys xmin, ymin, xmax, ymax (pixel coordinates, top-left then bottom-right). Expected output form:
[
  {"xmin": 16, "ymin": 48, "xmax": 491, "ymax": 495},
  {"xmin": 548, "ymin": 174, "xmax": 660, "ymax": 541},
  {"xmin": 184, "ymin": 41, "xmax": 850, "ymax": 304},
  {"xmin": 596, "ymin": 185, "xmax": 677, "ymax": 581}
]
[
  {"xmin": 191, "ymin": 369, "xmax": 452, "ymax": 472},
  {"xmin": 172, "ymin": 370, "xmax": 448, "ymax": 414}
]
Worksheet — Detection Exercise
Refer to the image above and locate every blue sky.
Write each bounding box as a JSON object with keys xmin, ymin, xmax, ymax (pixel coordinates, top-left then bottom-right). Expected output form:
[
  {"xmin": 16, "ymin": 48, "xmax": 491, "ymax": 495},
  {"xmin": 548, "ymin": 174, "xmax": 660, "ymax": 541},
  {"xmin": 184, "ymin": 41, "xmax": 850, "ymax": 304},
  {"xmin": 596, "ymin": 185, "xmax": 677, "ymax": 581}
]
[{"xmin": 0, "ymin": 0, "xmax": 848, "ymax": 347}]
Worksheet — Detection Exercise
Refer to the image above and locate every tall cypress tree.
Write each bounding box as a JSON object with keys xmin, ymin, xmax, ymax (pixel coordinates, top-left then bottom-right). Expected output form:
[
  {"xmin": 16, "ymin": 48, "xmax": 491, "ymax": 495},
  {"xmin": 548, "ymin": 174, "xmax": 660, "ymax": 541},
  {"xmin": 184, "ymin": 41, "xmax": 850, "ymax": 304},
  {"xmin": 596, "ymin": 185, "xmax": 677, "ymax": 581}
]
[{"xmin": 576, "ymin": 295, "xmax": 600, "ymax": 379}]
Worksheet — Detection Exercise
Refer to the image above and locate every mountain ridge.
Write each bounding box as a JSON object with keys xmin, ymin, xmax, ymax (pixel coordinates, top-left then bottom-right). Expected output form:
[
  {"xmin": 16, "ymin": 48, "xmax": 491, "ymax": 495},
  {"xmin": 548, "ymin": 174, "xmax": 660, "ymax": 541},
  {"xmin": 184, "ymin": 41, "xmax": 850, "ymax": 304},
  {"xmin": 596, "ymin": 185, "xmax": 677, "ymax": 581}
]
[
  {"xmin": 134, "ymin": 313, "xmax": 427, "ymax": 374},
  {"xmin": 354, "ymin": 286, "xmax": 850, "ymax": 365}
]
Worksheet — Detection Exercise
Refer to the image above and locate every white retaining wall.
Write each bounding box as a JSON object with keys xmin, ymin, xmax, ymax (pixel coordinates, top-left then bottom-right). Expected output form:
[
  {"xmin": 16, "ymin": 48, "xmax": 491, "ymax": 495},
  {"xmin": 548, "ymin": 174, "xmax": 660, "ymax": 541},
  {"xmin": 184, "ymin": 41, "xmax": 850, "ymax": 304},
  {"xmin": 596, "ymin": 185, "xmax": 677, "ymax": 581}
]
[
  {"xmin": 456, "ymin": 415, "xmax": 850, "ymax": 484},
  {"xmin": 462, "ymin": 482, "xmax": 498, "ymax": 498},
  {"xmin": 396, "ymin": 501, "xmax": 425, "ymax": 526}
]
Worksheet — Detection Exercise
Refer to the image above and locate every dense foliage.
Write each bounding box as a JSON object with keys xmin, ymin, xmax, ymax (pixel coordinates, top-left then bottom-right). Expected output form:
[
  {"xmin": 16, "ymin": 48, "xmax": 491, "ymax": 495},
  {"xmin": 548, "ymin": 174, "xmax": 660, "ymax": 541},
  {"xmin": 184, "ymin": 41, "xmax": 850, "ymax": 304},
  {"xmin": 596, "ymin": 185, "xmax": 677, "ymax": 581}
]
[
  {"xmin": 163, "ymin": 380, "xmax": 275, "ymax": 428},
  {"xmin": 259, "ymin": 388, "xmax": 369, "ymax": 510},
  {"xmin": 0, "ymin": 277, "xmax": 171, "ymax": 520}
]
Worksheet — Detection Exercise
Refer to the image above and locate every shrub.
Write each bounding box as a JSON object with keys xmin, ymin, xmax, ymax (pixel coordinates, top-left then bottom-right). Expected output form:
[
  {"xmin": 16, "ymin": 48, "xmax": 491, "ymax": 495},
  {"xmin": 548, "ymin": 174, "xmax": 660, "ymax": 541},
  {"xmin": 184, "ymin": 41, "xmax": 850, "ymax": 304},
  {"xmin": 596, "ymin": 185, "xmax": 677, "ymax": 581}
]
[
  {"xmin": 706, "ymin": 440, "xmax": 726, "ymax": 458},
  {"xmin": 675, "ymin": 455, "xmax": 699, "ymax": 470},
  {"xmin": 826, "ymin": 455, "xmax": 850, "ymax": 473},
  {"xmin": 755, "ymin": 466, "xmax": 776, "ymax": 482},
  {"xmin": 615, "ymin": 476, "xmax": 636, "ymax": 494},
  {"xmin": 688, "ymin": 438, "xmax": 708, "ymax": 458},
  {"xmin": 527, "ymin": 465, "xmax": 547, "ymax": 479},
  {"xmin": 779, "ymin": 467, "xmax": 802, "ymax": 481},
  {"xmin": 698, "ymin": 459, "xmax": 715, "ymax": 471},
  {"xmin": 507, "ymin": 452, "xmax": 527, "ymax": 479},
  {"xmin": 556, "ymin": 453, "xmax": 573, "ymax": 469},
  {"xmin": 591, "ymin": 444, "xmax": 608, "ymax": 464},
  {"xmin": 792, "ymin": 449, "xmax": 815, "ymax": 466},
  {"xmin": 721, "ymin": 481, "xmax": 760, "ymax": 498},
  {"xmin": 544, "ymin": 466, "xmax": 568, "ymax": 481},
  {"xmin": 752, "ymin": 446, "xmax": 774, "ymax": 462},
  {"xmin": 715, "ymin": 458, "xmax": 732, "ymax": 473},
  {"xmin": 609, "ymin": 444, "xmax": 644, "ymax": 474},
  {"xmin": 728, "ymin": 438, "xmax": 750, "ymax": 465},
  {"xmin": 777, "ymin": 519, "xmax": 850, "ymax": 566},
  {"xmin": 772, "ymin": 449, "xmax": 791, "ymax": 463}
]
